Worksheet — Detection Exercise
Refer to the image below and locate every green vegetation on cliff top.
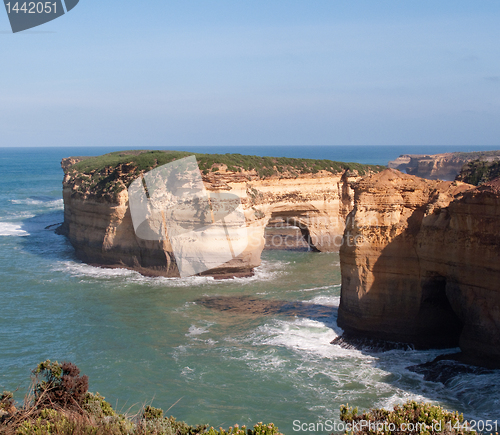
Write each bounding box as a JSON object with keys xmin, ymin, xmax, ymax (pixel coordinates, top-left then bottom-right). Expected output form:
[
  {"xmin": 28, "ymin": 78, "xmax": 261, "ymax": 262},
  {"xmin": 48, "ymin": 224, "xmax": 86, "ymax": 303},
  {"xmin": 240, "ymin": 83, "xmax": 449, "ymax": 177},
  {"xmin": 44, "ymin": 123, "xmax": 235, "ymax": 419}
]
[
  {"xmin": 456, "ymin": 159, "xmax": 500, "ymax": 186},
  {"xmin": 65, "ymin": 150, "xmax": 385, "ymax": 200},
  {"xmin": 70, "ymin": 150, "xmax": 385, "ymax": 179},
  {"xmin": 452, "ymin": 150, "xmax": 500, "ymax": 159}
]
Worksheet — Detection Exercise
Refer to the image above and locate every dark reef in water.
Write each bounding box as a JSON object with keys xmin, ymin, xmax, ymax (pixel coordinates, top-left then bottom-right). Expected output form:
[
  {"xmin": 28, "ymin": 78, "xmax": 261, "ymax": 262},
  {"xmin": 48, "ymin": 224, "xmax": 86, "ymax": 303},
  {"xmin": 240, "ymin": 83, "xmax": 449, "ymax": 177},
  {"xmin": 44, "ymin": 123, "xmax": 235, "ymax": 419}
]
[
  {"xmin": 195, "ymin": 295, "xmax": 335, "ymax": 322},
  {"xmin": 407, "ymin": 353, "xmax": 496, "ymax": 384}
]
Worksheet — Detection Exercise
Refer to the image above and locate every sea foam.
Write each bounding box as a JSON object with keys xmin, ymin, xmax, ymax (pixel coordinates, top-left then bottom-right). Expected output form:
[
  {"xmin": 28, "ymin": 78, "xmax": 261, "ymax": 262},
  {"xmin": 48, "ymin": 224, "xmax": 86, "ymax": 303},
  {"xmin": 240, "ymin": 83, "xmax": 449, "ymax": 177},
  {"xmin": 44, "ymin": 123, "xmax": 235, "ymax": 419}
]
[
  {"xmin": 0, "ymin": 222, "xmax": 29, "ymax": 236},
  {"xmin": 11, "ymin": 198, "xmax": 63, "ymax": 209}
]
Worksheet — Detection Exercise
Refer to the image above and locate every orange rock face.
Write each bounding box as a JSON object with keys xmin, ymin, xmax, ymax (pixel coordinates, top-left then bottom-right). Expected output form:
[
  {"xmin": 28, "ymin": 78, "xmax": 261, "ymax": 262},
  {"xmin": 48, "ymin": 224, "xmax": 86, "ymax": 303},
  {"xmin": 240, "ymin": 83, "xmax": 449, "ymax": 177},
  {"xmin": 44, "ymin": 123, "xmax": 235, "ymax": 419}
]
[
  {"xmin": 338, "ymin": 169, "xmax": 500, "ymax": 367},
  {"xmin": 389, "ymin": 153, "xmax": 480, "ymax": 180},
  {"xmin": 60, "ymin": 158, "xmax": 361, "ymax": 278}
]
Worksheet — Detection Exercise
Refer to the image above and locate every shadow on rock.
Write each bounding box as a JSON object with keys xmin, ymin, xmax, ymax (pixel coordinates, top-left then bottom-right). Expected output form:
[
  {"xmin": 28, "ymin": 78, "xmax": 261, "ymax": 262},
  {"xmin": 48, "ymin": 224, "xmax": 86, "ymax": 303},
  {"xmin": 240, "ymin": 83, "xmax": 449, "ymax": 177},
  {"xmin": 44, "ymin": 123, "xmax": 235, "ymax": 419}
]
[{"xmin": 331, "ymin": 334, "xmax": 416, "ymax": 352}]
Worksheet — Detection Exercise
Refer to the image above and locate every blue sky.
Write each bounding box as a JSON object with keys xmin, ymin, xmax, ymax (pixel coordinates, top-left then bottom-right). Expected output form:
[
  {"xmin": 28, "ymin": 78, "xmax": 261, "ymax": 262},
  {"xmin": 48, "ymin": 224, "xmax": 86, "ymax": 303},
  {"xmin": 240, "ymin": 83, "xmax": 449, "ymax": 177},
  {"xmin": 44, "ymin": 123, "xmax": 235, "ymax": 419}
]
[{"xmin": 1, "ymin": 0, "xmax": 499, "ymax": 147}]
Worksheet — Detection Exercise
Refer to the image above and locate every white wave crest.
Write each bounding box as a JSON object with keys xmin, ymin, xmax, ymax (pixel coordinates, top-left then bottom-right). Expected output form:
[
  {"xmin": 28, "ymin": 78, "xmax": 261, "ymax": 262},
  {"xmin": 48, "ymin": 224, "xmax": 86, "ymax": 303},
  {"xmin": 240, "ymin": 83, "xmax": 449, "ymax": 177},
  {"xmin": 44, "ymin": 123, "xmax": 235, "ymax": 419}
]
[
  {"xmin": 306, "ymin": 295, "xmax": 340, "ymax": 307},
  {"xmin": 229, "ymin": 259, "xmax": 289, "ymax": 285},
  {"xmin": 187, "ymin": 325, "xmax": 210, "ymax": 336},
  {"xmin": 11, "ymin": 198, "xmax": 63, "ymax": 209},
  {"xmin": 52, "ymin": 257, "xmax": 289, "ymax": 288},
  {"xmin": 249, "ymin": 318, "xmax": 363, "ymax": 360},
  {"xmin": 295, "ymin": 284, "xmax": 341, "ymax": 293},
  {"xmin": 52, "ymin": 261, "xmax": 139, "ymax": 279},
  {"xmin": 51, "ymin": 260, "xmax": 218, "ymax": 287},
  {"xmin": 0, "ymin": 222, "xmax": 29, "ymax": 236}
]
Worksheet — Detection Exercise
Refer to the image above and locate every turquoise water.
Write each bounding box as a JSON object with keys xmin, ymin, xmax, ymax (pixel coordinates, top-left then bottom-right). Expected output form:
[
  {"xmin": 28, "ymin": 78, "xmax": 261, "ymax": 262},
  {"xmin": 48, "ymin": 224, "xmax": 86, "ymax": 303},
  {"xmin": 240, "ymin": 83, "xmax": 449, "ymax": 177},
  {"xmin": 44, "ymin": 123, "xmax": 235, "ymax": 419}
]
[{"xmin": 1, "ymin": 147, "xmax": 499, "ymax": 432}]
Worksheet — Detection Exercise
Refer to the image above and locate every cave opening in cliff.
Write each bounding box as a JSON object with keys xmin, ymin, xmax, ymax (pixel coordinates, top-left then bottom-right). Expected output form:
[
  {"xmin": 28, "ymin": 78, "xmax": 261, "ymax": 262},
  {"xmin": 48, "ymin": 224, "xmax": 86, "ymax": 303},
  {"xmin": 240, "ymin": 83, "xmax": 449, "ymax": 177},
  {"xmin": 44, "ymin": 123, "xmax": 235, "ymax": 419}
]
[
  {"xmin": 264, "ymin": 215, "xmax": 319, "ymax": 252},
  {"xmin": 418, "ymin": 274, "xmax": 464, "ymax": 348}
]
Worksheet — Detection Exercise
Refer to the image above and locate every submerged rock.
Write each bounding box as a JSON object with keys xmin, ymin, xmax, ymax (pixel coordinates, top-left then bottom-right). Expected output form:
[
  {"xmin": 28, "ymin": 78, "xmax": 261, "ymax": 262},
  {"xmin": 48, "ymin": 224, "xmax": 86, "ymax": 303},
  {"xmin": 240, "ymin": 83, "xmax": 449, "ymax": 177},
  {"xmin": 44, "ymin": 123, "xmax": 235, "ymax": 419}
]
[
  {"xmin": 331, "ymin": 334, "xmax": 415, "ymax": 352},
  {"xmin": 407, "ymin": 353, "xmax": 496, "ymax": 384}
]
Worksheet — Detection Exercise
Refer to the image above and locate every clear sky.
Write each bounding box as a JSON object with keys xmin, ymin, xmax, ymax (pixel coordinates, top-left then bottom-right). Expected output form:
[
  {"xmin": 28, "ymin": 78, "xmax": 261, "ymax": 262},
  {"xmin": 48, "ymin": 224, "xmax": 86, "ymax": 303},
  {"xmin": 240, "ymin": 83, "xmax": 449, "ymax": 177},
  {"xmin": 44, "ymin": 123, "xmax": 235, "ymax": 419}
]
[{"xmin": 1, "ymin": 0, "xmax": 499, "ymax": 147}]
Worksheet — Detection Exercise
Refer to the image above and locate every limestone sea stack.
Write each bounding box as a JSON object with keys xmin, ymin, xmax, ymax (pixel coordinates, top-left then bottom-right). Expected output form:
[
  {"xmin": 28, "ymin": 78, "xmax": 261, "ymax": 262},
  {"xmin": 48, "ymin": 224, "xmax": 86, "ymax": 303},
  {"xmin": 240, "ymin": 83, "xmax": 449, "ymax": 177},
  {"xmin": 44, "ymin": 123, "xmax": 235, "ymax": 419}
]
[
  {"xmin": 338, "ymin": 169, "xmax": 500, "ymax": 367},
  {"xmin": 59, "ymin": 150, "xmax": 382, "ymax": 278}
]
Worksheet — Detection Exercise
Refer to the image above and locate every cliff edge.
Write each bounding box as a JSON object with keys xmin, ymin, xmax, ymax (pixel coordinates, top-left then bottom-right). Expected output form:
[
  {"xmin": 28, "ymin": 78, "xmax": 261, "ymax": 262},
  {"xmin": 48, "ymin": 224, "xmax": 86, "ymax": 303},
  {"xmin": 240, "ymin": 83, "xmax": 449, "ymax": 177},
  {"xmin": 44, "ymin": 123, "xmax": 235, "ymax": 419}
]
[
  {"xmin": 59, "ymin": 150, "xmax": 383, "ymax": 278},
  {"xmin": 338, "ymin": 169, "xmax": 500, "ymax": 367}
]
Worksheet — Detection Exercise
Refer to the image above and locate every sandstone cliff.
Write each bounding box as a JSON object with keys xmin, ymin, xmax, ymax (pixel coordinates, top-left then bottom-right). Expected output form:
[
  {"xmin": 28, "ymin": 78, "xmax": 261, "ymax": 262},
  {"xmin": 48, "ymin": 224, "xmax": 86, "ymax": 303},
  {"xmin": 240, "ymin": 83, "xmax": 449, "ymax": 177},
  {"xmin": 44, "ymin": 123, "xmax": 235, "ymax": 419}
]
[
  {"xmin": 338, "ymin": 169, "xmax": 500, "ymax": 367},
  {"xmin": 60, "ymin": 151, "xmax": 380, "ymax": 278},
  {"xmin": 388, "ymin": 150, "xmax": 500, "ymax": 181}
]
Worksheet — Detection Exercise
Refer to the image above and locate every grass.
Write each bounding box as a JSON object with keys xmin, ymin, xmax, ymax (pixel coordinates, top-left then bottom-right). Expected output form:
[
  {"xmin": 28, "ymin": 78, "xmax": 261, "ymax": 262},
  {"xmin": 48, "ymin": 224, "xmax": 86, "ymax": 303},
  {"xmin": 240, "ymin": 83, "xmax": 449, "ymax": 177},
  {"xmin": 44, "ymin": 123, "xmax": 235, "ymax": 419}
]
[
  {"xmin": 71, "ymin": 151, "xmax": 193, "ymax": 175},
  {"xmin": 64, "ymin": 150, "xmax": 385, "ymax": 201},
  {"xmin": 70, "ymin": 150, "xmax": 384, "ymax": 178}
]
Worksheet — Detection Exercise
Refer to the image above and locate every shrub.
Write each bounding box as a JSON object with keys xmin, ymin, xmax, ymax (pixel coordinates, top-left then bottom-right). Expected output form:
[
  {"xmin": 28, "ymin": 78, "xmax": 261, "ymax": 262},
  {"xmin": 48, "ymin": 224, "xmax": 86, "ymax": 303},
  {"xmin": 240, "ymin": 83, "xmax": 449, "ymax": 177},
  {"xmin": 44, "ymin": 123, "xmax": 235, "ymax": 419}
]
[
  {"xmin": 204, "ymin": 423, "xmax": 283, "ymax": 435},
  {"xmin": 0, "ymin": 361, "xmax": 282, "ymax": 435},
  {"xmin": 6, "ymin": 361, "xmax": 476, "ymax": 435},
  {"xmin": 83, "ymin": 392, "xmax": 115, "ymax": 418},
  {"xmin": 16, "ymin": 408, "xmax": 133, "ymax": 435},
  {"xmin": 0, "ymin": 392, "xmax": 14, "ymax": 412},
  {"xmin": 33, "ymin": 360, "xmax": 89, "ymax": 412},
  {"xmin": 143, "ymin": 406, "xmax": 163, "ymax": 421},
  {"xmin": 340, "ymin": 400, "xmax": 474, "ymax": 434},
  {"xmin": 456, "ymin": 160, "xmax": 500, "ymax": 186}
]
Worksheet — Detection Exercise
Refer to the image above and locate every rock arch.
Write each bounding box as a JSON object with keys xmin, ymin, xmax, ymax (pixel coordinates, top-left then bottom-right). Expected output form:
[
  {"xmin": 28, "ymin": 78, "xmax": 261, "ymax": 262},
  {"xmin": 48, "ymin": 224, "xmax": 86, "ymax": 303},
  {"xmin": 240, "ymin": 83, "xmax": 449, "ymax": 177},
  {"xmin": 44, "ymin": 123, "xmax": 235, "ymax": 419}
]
[
  {"xmin": 265, "ymin": 212, "xmax": 319, "ymax": 252},
  {"xmin": 235, "ymin": 172, "xmax": 357, "ymax": 263}
]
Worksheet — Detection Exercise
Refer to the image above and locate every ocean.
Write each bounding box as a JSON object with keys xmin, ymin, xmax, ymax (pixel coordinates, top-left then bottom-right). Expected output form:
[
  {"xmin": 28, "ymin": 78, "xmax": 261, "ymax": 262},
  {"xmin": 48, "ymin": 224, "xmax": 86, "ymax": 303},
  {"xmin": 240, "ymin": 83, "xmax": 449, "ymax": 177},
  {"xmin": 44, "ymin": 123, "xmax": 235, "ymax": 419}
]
[{"xmin": 1, "ymin": 145, "xmax": 499, "ymax": 432}]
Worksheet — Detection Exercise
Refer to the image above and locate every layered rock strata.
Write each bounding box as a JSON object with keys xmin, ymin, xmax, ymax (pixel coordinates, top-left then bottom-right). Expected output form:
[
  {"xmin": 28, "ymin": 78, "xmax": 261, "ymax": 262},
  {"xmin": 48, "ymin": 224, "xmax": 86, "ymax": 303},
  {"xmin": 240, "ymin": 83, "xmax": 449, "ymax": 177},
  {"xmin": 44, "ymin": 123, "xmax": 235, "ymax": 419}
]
[
  {"xmin": 338, "ymin": 169, "xmax": 500, "ymax": 367},
  {"xmin": 60, "ymin": 156, "xmax": 363, "ymax": 278},
  {"xmin": 388, "ymin": 151, "xmax": 500, "ymax": 181}
]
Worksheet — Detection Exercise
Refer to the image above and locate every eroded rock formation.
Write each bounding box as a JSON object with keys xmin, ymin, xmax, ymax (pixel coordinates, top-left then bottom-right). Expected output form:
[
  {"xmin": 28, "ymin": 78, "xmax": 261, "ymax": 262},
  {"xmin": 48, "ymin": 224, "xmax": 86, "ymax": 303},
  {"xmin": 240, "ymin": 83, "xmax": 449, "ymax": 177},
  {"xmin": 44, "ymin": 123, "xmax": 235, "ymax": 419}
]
[
  {"xmin": 59, "ymin": 155, "xmax": 364, "ymax": 278},
  {"xmin": 338, "ymin": 169, "xmax": 500, "ymax": 367},
  {"xmin": 388, "ymin": 151, "xmax": 500, "ymax": 181}
]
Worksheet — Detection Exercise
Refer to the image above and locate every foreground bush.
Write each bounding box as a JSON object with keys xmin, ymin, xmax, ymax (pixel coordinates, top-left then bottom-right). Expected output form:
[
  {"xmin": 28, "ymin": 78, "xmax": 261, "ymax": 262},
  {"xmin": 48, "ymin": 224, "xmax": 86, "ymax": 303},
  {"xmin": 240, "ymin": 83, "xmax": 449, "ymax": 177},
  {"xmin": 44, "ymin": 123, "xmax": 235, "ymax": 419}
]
[
  {"xmin": 1, "ymin": 361, "xmax": 480, "ymax": 435},
  {"xmin": 33, "ymin": 360, "xmax": 89, "ymax": 412},
  {"xmin": 0, "ymin": 361, "xmax": 284, "ymax": 435},
  {"xmin": 340, "ymin": 401, "xmax": 476, "ymax": 435}
]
